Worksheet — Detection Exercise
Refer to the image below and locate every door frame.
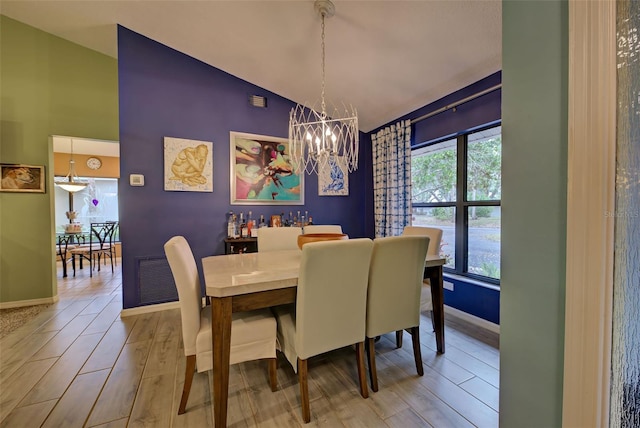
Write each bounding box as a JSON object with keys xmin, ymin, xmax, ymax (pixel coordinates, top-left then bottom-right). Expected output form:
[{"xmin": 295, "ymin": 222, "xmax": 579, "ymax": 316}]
[{"xmin": 563, "ymin": 0, "xmax": 616, "ymax": 426}]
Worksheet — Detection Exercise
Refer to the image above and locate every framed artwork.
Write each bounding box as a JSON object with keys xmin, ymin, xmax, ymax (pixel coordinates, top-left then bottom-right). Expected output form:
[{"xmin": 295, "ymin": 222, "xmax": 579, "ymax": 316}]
[
  {"xmin": 318, "ymin": 156, "xmax": 349, "ymax": 196},
  {"xmin": 0, "ymin": 164, "xmax": 45, "ymax": 193},
  {"xmin": 164, "ymin": 137, "xmax": 213, "ymax": 192},
  {"xmin": 230, "ymin": 131, "xmax": 304, "ymax": 205}
]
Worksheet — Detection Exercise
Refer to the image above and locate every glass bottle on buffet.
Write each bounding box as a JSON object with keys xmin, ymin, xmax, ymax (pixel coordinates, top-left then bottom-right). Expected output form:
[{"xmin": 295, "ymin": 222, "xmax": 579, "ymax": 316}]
[
  {"xmin": 247, "ymin": 211, "xmax": 253, "ymax": 237},
  {"xmin": 233, "ymin": 214, "xmax": 239, "ymax": 238},
  {"xmin": 227, "ymin": 211, "xmax": 235, "ymax": 238},
  {"xmin": 259, "ymin": 214, "xmax": 267, "ymax": 228},
  {"xmin": 239, "ymin": 212, "xmax": 246, "ymax": 238}
]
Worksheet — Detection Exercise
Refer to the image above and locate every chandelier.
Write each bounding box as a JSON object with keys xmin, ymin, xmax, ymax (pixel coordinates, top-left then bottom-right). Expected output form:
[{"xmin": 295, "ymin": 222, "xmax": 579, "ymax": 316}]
[
  {"xmin": 289, "ymin": 0, "xmax": 359, "ymax": 175},
  {"xmin": 54, "ymin": 138, "xmax": 88, "ymax": 193}
]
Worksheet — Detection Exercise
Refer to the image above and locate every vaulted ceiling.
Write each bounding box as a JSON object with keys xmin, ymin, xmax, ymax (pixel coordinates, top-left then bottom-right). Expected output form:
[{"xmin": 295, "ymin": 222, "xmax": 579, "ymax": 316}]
[{"xmin": 2, "ymin": 0, "xmax": 502, "ymax": 132}]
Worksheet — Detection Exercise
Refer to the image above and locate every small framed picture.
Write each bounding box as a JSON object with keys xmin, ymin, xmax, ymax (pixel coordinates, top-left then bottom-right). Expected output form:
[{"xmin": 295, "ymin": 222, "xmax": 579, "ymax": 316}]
[
  {"xmin": 318, "ymin": 156, "xmax": 349, "ymax": 196},
  {"xmin": 0, "ymin": 164, "xmax": 45, "ymax": 193}
]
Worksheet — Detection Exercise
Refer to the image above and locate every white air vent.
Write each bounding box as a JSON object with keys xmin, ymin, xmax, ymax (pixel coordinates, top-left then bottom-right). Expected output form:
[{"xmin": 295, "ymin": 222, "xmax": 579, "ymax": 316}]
[{"xmin": 249, "ymin": 95, "xmax": 267, "ymax": 108}]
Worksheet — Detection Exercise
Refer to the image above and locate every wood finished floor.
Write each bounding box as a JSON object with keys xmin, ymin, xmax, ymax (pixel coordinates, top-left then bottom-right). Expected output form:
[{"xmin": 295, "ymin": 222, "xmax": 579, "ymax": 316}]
[{"xmin": 0, "ymin": 260, "xmax": 499, "ymax": 427}]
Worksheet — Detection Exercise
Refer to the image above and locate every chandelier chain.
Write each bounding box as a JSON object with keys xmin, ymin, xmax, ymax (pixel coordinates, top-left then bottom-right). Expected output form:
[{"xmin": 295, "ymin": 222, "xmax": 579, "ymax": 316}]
[
  {"xmin": 288, "ymin": 0, "xmax": 359, "ymax": 175},
  {"xmin": 320, "ymin": 12, "xmax": 326, "ymax": 117}
]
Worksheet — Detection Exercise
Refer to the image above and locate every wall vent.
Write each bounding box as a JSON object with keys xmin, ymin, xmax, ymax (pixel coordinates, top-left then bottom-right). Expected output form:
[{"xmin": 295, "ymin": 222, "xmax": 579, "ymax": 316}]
[
  {"xmin": 137, "ymin": 256, "xmax": 178, "ymax": 305},
  {"xmin": 249, "ymin": 94, "xmax": 267, "ymax": 108}
]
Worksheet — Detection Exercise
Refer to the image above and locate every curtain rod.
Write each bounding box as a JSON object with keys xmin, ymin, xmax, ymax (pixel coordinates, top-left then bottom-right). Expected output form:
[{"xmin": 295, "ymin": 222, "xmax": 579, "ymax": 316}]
[{"xmin": 411, "ymin": 83, "xmax": 502, "ymax": 124}]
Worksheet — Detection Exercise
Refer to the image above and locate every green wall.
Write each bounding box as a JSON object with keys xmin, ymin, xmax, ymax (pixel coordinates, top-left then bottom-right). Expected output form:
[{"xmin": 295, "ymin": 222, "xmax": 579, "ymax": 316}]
[
  {"xmin": 501, "ymin": 1, "xmax": 567, "ymax": 426},
  {"xmin": 0, "ymin": 16, "xmax": 118, "ymax": 303}
]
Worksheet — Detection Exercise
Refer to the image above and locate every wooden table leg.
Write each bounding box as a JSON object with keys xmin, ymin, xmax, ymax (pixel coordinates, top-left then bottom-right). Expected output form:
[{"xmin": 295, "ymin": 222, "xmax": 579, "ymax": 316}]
[
  {"xmin": 426, "ymin": 266, "xmax": 445, "ymax": 354},
  {"xmin": 211, "ymin": 297, "xmax": 232, "ymax": 428}
]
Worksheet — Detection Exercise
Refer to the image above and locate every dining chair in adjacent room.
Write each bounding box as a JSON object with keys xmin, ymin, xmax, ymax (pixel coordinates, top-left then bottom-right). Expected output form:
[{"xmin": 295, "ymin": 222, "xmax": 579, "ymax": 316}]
[
  {"xmin": 70, "ymin": 222, "xmax": 118, "ymax": 277},
  {"xmin": 365, "ymin": 235, "xmax": 430, "ymax": 392},
  {"xmin": 401, "ymin": 225, "xmax": 443, "ymax": 340},
  {"xmin": 273, "ymin": 238, "xmax": 374, "ymax": 423},
  {"xmin": 164, "ymin": 236, "xmax": 278, "ymax": 415},
  {"xmin": 55, "ymin": 234, "xmax": 76, "ymax": 278},
  {"xmin": 302, "ymin": 224, "xmax": 343, "ymax": 234},
  {"xmin": 257, "ymin": 226, "xmax": 303, "ymax": 252}
]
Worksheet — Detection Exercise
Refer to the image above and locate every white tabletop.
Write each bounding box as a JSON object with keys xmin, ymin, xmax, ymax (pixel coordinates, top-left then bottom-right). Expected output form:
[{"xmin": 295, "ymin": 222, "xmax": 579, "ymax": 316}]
[
  {"xmin": 203, "ymin": 250, "xmax": 301, "ymax": 297},
  {"xmin": 202, "ymin": 249, "xmax": 446, "ymax": 299}
]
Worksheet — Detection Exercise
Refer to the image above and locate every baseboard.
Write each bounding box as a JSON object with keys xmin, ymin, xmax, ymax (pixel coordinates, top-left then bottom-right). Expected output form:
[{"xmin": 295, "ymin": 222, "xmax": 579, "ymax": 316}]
[
  {"xmin": 444, "ymin": 305, "xmax": 500, "ymax": 334},
  {"xmin": 120, "ymin": 300, "xmax": 181, "ymax": 317},
  {"xmin": 0, "ymin": 295, "xmax": 59, "ymax": 309}
]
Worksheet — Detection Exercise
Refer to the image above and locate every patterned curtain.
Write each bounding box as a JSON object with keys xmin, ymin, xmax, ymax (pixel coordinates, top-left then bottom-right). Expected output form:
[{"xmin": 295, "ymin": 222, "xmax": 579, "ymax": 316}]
[{"xmin": 371, "ymin": 120, "xmax": 412, "ymax": 237}]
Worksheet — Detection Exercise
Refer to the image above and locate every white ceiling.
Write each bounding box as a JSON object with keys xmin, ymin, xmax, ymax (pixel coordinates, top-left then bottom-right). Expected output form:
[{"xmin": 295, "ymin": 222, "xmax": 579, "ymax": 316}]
[
  {"xmin": 1, "ymin": 0, "xmax": 502, "ymax": 133},
  {"xmin": 52, "ymin": 136, "xmax": 120, "ymax": 157}
]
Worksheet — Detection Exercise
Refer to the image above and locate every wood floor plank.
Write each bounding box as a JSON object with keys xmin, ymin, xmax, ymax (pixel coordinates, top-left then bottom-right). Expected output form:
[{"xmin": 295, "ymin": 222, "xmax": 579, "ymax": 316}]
[
  {"xmin": 128, "ymin": 373, "xmax": 175, "ymax": 427},
  {"xmin": 20, "ymin": 332, "xmax": 104, "ymax": 405},
  {"xmin": 80, "ymin": 318, "xmax": 136, "ymax": 374},
  {"xmin": 241, "ymin": 359, "xmax": 300, "ymax": 427},
  {"xmin": 390, "ymin": 376, "xmax": 475, "ymax": 428},
  {"xmin": 306, "ymin": 350, "xmax": 384, "ymax": 428},
  {"xmin": 36, "ymin": 300, "xmax": 93, "ymax": 332},
  {"xmin": 358, "ymin": 357, "xmax": 410, "ymax": 419},
  {"xmin": 29, "ymin": 313, "xmax": 98, "ymax": 361},
  {"xmin": 0, "ymin": 357, "xmax": 57, "ymax": 422},
  {"xmin": 431, "ymin": 344, "xmax": 500, "ymax": 388},
  {"xmin": 381, "ymin": 350, "xmax": 498, "ymax": 428},
  {"xmin": 459, "ymin": 376, "xmax": 500, "ymax": 411},
  {"xmin": 142, "ymin": 310, "xmax": 180, "ymax": 379},
  {"xmin": 82, "ymin": 301, "xmax": 123, "ymax": 335},
  {"xmin": 88, "ymin": 417, "xmax": 129, "ymax": 428},
  {"xmin": 85, "ymin": 340, "xmax": 152, "ymax": 426},
  {"xmin": 0, "ymin": 307, "xmax": 60, "ymax": 350},
  {"xmin": 0, "ymin": 399, "xmax": 57, "ymax": 428},
  {"xmin": 79, "ymin": 295, "xmax": 117, "ymax": 316},
  {"xmin": 385, "ymin": 407, "xmax": 434, "ymax": 428},
  {"xmin": 41, "ymin": 369, "xmax": 110, "ymax": 428},
  {"xmin": 126, "ymin": 311, "xmax": 160, "ymax": 344},
  {"xmin": 0, "ymin": 331, "xmax": 58, "ymax": 384},
  {"xmin": 378, "ymin": 334, "xmax": 476, "ymax": 386}
]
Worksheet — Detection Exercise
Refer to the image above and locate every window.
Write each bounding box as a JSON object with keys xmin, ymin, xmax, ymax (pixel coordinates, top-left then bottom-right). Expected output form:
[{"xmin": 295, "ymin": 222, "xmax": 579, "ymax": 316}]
[
  {"xmin": 54, "ymin": 177, "xmax": 119, "ymax": 235},
  {"xmin": 411, "ymin": 125, "xmax": 501, "ymax": 283}
]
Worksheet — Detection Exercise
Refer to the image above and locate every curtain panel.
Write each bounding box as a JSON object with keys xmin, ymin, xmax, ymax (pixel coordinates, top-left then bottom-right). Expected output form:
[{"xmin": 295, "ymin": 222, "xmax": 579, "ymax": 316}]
[{"xmin": 371, "ymin": 120, "xmax": 412, "ymax": 237}]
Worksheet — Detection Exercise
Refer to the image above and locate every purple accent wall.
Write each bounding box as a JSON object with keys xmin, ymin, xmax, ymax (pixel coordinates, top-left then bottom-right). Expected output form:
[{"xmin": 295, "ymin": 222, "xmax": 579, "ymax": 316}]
[
  {"xmin": 117, "ymin": 26, "xmax": 369, "ymax": 309},
  {"xmin": 372, "ymin": 71, "xmax": 501, "ymax": 145}
]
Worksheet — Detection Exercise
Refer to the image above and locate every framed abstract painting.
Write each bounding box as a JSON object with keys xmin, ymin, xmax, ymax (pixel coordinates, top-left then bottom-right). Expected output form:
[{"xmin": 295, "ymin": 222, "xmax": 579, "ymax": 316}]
[{"xmin": 230, "ymin": 131, "xmax": 303, "ymax": 205}]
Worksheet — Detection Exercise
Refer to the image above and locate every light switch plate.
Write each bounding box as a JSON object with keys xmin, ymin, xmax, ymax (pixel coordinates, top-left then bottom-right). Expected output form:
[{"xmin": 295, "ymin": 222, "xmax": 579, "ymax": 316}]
[{"xmin": 130, "ymin": 174, "xmax": 145, "ymax": 186}]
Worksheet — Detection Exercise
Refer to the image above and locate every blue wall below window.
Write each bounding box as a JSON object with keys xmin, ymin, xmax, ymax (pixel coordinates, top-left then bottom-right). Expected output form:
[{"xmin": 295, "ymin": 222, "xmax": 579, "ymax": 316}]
[
  {"xmin": 117, "ymin": 26, "xmax": 369, "ymax": 309},
  {"xmin": 444, "ymin": 276, "xmax": 500, "ymax": 324}
]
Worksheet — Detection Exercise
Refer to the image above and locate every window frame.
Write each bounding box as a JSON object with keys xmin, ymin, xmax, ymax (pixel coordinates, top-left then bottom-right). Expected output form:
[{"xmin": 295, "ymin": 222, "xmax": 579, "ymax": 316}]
[{"xmin": 412, "ymin": 122, "xmax": 501, "ymax": 285}]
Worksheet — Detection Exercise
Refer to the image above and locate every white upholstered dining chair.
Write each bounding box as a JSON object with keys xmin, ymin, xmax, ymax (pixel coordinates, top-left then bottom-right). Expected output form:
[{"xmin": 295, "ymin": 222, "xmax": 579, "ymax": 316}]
[
  {"xmin": 302, "ymin": 224, "xmax": 343, "ymax": 234},
  {"xmin": 257, "ymin": 226, "xmax": 302, "ymax": 252},
  {"xmin": 402, "ymin": 226, "xmax": 443, "ymax": 339},
  {"xmin": 365, "ymin": 235, "xmax": 430, "ymax": 391},
  {"xmin": 164, "ymin": 236, "xmax": 278, "ymax": 415},
  {"xmin": 273, "ymin": 238, "xmax": 374, "ymax": 423}
]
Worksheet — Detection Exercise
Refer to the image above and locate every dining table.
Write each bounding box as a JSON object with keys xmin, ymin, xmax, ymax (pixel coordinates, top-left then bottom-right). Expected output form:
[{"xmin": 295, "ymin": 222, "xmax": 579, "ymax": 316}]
[{"xmin": 202, "ymin": 248, "xmax": 446, "ymax": 428}]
